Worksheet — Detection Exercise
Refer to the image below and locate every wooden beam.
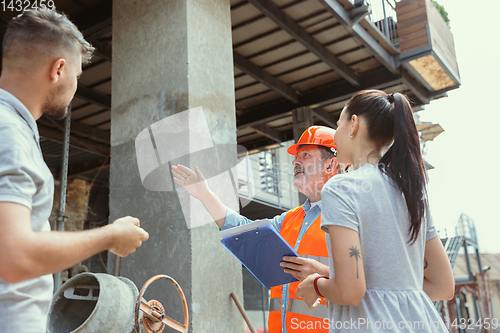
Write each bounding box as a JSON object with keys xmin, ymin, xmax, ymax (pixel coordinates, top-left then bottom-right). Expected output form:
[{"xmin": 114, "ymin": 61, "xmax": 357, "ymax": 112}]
[
  {"xmin": 40, "ymin": 116, "xmax": 110, "ymax": 144},
  {"xmin": 248, "ymin": 124, "xmax": 284, "ymax": 143},
  {"xmin": 68, "ymin": 158, "xmax": 110, "ymax": 177},
  {"xmin": 234, "ymin": 51, "xmax": 300, "ymax": 104},
  {"xmin": 76, "ymin": 84, "xmax": 111, "ymax": 110},
  {"xmin": 247, "ymin": 0, "xmax": 361, "ymax": 87},
  {"xmin": 72, "ymin": 1, "xmax": 112, "ymax": 41},
  {"xmin": 237, "ymin": 67, "xmax": 401, "ymax": 130},
  {"xmin": 240, "ymin": 129, "xmax": 294, "ymax": 151},
  {"xmin": 92, "ymin": 40, "xmax": 112, "ymax": 62},
  {"xmin": 318, "ymin": 0, "xmax": 399, "ymax": 74},
  {"xmin": 401, "ymin": 68, "xmax": 430, "ymax": 104},
  {"xmin": 311, "ymin": 108, "xmax": 338, "ymax": 128},
  {"xmin": 38, "ymin": 125, "xmax": 110, "ymax": 155}
]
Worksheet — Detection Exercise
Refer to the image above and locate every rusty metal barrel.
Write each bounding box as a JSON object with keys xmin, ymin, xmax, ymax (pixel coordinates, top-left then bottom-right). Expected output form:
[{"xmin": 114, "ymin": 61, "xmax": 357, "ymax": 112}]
[{"xmin": 47, "ymin": 272, "xmax": 139, "ymax": 333}]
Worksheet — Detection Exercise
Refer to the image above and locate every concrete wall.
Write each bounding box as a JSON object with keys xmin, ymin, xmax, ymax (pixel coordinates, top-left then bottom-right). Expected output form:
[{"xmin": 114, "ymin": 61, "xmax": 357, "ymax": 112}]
[{"xmin": 110, "ymin": 1, "xmax": 243, "ymax": 331}]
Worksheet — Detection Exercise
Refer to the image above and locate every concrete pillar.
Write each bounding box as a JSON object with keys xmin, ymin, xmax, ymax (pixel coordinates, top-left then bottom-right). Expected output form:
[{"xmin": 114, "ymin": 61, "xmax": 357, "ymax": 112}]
[
  {"xmin": 292, "ymin": 107, "xmax": 314, "ymax": 143},
  {"xmin": 109, "ymin": 1, "xmax": 243, "ymax": 332},
  {"xmin": 292, "ymin": 107, "xmax": 314, "ymax": 203}
]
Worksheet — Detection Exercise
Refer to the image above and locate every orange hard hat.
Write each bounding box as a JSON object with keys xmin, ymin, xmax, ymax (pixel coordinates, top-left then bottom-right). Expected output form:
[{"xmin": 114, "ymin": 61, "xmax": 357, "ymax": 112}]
[{"xmin": 287, "ymin": 126, "xmax": 337, "ymax": 156}]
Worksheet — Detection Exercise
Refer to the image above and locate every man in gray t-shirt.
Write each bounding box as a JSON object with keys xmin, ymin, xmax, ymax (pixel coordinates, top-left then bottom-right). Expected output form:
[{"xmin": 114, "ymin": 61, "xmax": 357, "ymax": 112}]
[{"xmin": 0, "ymin": 10, "xmax": 149, "ymax": 333}]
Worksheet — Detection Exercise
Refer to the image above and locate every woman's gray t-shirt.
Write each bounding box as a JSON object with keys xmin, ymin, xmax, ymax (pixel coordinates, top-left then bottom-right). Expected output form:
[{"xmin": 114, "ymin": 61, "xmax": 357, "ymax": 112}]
[{"xmin": 321, "ymin": 164, "xmax": 448, "ymax": 332}]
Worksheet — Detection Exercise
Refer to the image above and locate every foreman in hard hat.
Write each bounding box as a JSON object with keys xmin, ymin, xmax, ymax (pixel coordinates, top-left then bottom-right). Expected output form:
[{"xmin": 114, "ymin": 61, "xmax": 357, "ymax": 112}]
[
  {"xmin": 171, "ymin": 125, "xmax": 340, "ymax": 333},
  {"xmin": 287, "ymin": 126, "xmax": 339, "ymax": 203}
]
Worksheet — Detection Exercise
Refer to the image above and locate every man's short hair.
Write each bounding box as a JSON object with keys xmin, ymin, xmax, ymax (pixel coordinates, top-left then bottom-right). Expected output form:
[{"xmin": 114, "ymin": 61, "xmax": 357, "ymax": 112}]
[
  {"xmin": 319, "ymin": 146, "xmax": 335, "ymax": 161},
  {"xmin": 3, "ymin": 9, "xmax": 94, "ymax": 65}
]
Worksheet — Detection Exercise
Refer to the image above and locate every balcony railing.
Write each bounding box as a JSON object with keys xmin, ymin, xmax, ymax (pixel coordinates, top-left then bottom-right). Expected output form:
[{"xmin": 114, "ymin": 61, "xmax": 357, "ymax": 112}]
[
  {"xmin": 346, "ymin": 0, "xmax": 399, "ymax": 46},
  {"xmin": 367, "ymin": 0, "xmax": 399, "ymax": 46}
]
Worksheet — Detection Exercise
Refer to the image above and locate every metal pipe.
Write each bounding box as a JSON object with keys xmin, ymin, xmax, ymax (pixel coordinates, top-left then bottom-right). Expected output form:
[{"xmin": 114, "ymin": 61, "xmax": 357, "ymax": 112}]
[
  {"xmin": 114, "ymin": 256, "xmax": 121, "ymax": 276},
  {"xmin": 381, "ymin": 0, "xmax": 390, "ymax": 41},
  {"xmin": 230, "ymin": 292, "xmax": 257, "ymax": 333},
  {"xmin": 463, "ymin": 241, "xmax": 473, "ymax": 282},
  {"xmin": 53, "ymin": 105, "xmax": 71, "ymax": 291},
  {"xmin": 261, "ymin": 285, "xmax": 268, "ymax": 333}
]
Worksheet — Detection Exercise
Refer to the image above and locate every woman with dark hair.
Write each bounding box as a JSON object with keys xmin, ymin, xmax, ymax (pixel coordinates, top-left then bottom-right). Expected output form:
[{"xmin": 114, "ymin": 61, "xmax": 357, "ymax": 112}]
[{"xmin": 296, "ymin": 90, "xmax": 454, "ymax": 332}]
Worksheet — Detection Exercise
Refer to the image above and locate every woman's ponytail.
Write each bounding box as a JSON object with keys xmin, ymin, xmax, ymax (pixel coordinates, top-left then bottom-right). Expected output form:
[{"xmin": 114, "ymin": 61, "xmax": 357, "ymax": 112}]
[
  {"xmin": 346, "ymin": 90, "xmax": 428, "ymax": 244},
  {"xmin": 379, "ymin": 93, "xmax": 428, "ymax": 244}
]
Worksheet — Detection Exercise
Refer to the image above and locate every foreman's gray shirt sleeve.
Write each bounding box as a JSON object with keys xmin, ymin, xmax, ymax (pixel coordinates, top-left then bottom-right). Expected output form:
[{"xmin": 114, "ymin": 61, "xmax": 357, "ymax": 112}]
[{"xmin": 222, "ymin": 207, "xmax": 288, "ymax": 232}]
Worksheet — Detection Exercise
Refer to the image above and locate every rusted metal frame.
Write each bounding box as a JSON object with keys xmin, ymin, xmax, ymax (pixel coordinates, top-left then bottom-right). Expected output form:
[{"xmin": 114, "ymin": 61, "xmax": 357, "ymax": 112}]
[
  {"xmin": 318, "ymin": 0, "xmax": 399, "ymax": 74},
  {"xmin": 234, "ymin": 51, "xmax": 301, "ymax": 104},
  {"xmin": 248, "ymin": 0, "xmax": 361, "ymax": 87}
]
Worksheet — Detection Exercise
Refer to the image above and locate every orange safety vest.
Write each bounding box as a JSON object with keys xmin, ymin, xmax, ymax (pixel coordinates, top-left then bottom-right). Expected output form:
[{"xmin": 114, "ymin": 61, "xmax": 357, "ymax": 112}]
[{"xmin": 268, "ymin": 206, "xmax": 329, "ymax": 333}]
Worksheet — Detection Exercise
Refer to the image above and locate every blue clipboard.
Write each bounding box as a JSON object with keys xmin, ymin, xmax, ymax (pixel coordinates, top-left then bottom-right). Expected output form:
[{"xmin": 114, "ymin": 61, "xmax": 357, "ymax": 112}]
[{"xmin": 220, "ymin": 220, "xmax": 299, "ymax": 288}]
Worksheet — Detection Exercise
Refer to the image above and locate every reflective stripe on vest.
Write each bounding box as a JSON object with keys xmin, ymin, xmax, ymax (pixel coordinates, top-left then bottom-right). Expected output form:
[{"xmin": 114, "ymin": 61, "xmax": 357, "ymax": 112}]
[
  {"xmin": 269, "ymin": 297, "xmax": 282, "ymax": 312},
  {"xmin": 300, "ymin": 254, "xmax": 330, "ymax": 266},
  {"xmin": 268, "ymin": 205, "xmax": 329, "ymax": 333},
  {"xmin": 288, "ymin": 298, "xmax": 328, "ymax": 319}
]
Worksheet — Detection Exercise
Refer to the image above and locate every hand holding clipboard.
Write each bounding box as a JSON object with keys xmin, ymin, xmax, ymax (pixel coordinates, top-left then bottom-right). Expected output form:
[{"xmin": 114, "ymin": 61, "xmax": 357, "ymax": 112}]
[{"xmin": 220, "ymin": 220, "xmax": 299, "ymax": 288}]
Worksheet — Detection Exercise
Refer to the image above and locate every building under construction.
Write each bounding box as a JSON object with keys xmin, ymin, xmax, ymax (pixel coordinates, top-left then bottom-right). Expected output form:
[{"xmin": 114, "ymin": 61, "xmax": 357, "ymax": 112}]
[{"xmin": 0, "ymin": 0, "xmax": 473, "ymax": 331}]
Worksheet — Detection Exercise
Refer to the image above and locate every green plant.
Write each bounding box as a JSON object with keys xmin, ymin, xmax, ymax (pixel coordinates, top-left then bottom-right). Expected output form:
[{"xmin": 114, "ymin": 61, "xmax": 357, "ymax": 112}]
[{"xmin": 431, "ymin": 0, "xmax": 450, "ymax": 27}]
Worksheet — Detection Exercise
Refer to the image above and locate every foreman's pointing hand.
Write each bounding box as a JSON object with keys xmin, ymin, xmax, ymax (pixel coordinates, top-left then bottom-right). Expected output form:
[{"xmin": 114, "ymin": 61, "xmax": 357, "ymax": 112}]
[{"xmin": 171, "ymin": 165, "xmax": 210, "ymax": 200}]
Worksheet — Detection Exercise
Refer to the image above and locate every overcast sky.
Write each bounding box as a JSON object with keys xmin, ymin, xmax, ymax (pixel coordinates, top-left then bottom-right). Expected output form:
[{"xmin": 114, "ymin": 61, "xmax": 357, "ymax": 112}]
[{"xmin": 415, "ymin": 0, "xmax": 500, "ymax": 253}]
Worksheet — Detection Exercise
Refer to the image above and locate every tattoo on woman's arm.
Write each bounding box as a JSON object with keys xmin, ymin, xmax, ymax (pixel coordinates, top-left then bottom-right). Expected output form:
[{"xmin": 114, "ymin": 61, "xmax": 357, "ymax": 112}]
[
  {"xmin": 349, "ymin": 246, "xmax": 361, "ymax": 279},
  {"xmin": 424, "ymin": 258, "xmax": 428, "ymax": 270}
]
